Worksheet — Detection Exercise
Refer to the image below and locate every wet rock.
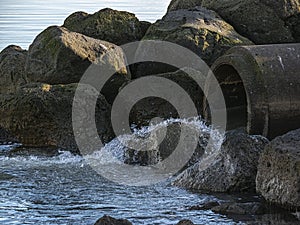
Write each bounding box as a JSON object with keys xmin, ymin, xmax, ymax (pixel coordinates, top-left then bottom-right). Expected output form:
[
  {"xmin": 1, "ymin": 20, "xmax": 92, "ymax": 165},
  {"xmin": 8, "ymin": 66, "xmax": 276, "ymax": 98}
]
[
  {"xmin": 256, "ymin": 129, "xmax": 300, "ymax": 210},
  {"xmin": 0, "ymin": 172, "xmax": 15, "ymax": 181},
  {"xmin": 123, "ymin": 120, "xmax": 210, "ymax": 168},
  {"xmin": 133, "ymin": 7, "xmax": 252, "ymax": 77},
  {"xmin": 25, "ymin": 26, "xmax": 129, "ymax": 103},
  {"xmin": 0, "ymin": 83, "xmax": 113, "ymax": 154},
  {"xmin": 176, "ymin": 220, "xmax": 195, "ymax": 225},
  {"xmin": 189, "ymin": 201, "xmax": 220, "ymax": 210},
  {"xmin": 123, "ymin": 133, "xmax": 160, "ymax": 166},
  {"xmin": 173, "ymin": 130, "xmax": 269, "ymax": 192},
  {"xmin": 7, "ymin": 146, "xmax": 60, "ymax": 157},
  {"xmin": 245, "ymin": 213, "xmax": 300, "ymax": 225},
  {"xmin": 129, "ymin": 68, "xmax": 205, "ymax": 127},
  {"xmin": 63, "ymin": 8, "xmax": 151, "ymax": 46},
  {"xmin": 211, "ymin": 202, "xmax": 267, "ymax": 215},
  {"xmin": 0, "ymin": 45, "xmax": 27, "ymax": 94},
  {"xmin": 94, "ymin": 215, "xmax": 132, "ymax": 225}
]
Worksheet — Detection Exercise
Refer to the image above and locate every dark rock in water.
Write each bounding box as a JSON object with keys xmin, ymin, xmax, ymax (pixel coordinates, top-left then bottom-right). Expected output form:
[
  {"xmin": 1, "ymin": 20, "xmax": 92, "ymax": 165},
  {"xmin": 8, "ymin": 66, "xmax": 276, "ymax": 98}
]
[
  {"xmin": 129, "ymin": 68, "xmax": 205, "ymax": 127},
  {"xmin": 256, "ymin": 129, "xmax": 300, "ymax": 211},
  {"xmin": 211, "ymin": 202, "xmax": 267, "ymax": 215},
  {"xmin": 189, "ymin": 201, "xmax": 220, "ymax": 210},
  {"xmin": 244, "ymin": 213, "xmax": 300, "ymax": 225},
  {"xmin": 25, "ymin": 25, "xmax": 129, "ymax": 103},
  {"xmin": 133, "ymin": 6, "xmax": 252, "ymax": 77},
  {"xmin": 173, "ymin": 130, "xmax": 269, "ymax": 192},
  {"xmin": 94, "ymin": 215, "xmax": 132, "ymax": 225},
  {"xmin": 176, "ymin": 219, "xmax": 195, "ymax": 225},
  {"xmin": 63, "ymin": 8, "xmax": 151, "ymax": 46},
  {"xmin": 123, "ymin": 120, "xmax": 208, "ymax": 168},
  {"xmin": 0, "ymin": 172, "xmax": 15, "ymax": 180},
  {"xmin": 7, "ymin": 146, "xmax": 60, "ymax": 157},
  {"xmin": 0, "ymin": 45, "xmax": 27, "ymax": 94},
  {"xmin": 168, "ymin": 0, "xmax": 299, "ymax": 44},
  {"xmin": 0, "ymin": 127, "xmax": 18, "ymax": 144},
  {"xmin": 0, "ymin": 83, "xmax": 113, "ymax": 154}
]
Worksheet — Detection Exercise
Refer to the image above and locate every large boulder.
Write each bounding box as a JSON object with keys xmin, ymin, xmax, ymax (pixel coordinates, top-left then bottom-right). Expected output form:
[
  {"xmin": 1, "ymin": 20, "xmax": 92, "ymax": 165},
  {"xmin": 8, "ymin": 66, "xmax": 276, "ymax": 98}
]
[
  {"xmin": 134, "ymin": 7, "xmax": 252, "ymax": 77},
  {"xmin": 63, "ymin": 8, "xmax": 151, "ymax": 45},
  {"xmin": 129, "ymin": 68, "xmax": 205, "ymax": 127},
  {"xmin": 122, "ymin": 120, "xmax": 212, "ymax": 168},
  {"xmin": 0, "ymin": 83, "xmax": 113, "ymax": 153},
  {"xmin": 168, "ymin": 0, "xmax": 299, "ymax": 44},
  {"xmin": 0, "ymin": 45, "xmax": 27, "ymax": 94},
  {"xmin": 168, "ymin": 0, "xmax": 202, "ymax": 12},
  {"xmin": 25, "ymin": 26, "xmax": 129, "ymax": 103},
  {"xmin": 256, "ymin": 129, "xmax": 300, "ymax": 210},
  {"xmin": 94, "ymin": 215, "xmax": 132, "ymax": 225},
  {"xmin": 173, "ymin": 130, "xmax": 269, "ymax": 192}
]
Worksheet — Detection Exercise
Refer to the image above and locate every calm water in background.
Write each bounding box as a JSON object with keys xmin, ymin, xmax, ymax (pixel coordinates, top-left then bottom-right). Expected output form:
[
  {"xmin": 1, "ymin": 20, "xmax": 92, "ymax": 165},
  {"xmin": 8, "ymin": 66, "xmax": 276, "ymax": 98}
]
[{"xmin": 0, "ymin": 0, "xmax": 171, "ymax": 51}]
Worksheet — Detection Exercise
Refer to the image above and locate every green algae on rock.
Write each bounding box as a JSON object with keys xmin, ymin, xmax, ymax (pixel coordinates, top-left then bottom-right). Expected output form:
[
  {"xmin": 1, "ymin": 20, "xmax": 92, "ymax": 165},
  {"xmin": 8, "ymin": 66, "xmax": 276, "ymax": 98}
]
[
  {"xmin": 0, "ymin": 45, "xmax": 27, "ymax": 94},
  {"xmin": 0, "ymin": 83, "xmax": 113, "ymax": 154},
  {"xmin": 134, "ymin": 7, "xmax": 252, "ymax": 77},
  {"xmin": 168, "ymin": 0, "xmax": 300, "ymax": 44},
  {"xmin": 63, "ymin": 8, "xmax": 151, "ymax": 45},
  {"xmin": 25, "ymin": 25, "xmax": 129, "ymax": 103}
]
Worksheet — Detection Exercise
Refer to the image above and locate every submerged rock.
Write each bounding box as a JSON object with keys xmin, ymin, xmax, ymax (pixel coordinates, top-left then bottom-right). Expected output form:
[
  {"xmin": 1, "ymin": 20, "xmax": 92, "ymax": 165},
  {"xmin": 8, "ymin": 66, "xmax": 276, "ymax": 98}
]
[
  {"xmin": 0, "ymin": 83, "xmax": 113, "ymax": 154},
  {"xmin": 0, "ymin": 45, "xmax": 27, "ymax": 94},
  {"xmin": 25, "ymin": 26, "xmax": 129, "ymax": 103},
  {"xmin": 94, "ymin": 215, "xmax": 132, "ymax": 225},
  {"xmin": 168, "ymin": 0, "xmax": 299, "ymax": 44},
  {"xmin": 256, "ymin": 129, "xmax": 300, "ymax": 211},
  {"xmin": 211, "ymin": 202, "xmax": 267, "ymax": 215},
  {"xmin": 173, "ymin": 130, "xmax": 269, "ymax": 193},
  {"xmin": 134, "ymin": 7, "xmax": 252, "ymax": 77},
  {"xmin": 63, "ymin": 8, "xmax": 151, "ymax": 45},
  {"xmin": 176, "ymin": 220, "xmax": 195, "ymax": 225}
]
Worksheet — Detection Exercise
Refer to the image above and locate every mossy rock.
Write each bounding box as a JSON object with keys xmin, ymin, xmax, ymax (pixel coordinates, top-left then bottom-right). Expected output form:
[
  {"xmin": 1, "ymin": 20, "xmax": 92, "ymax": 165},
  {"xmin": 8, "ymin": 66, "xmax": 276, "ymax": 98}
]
[
  {"xmin": 168, "ymin": 0, "xmax": 299, "ymax": 44},
  {"xmin": 0, "ymin": 45, "xmax": 27, "ymax": 94},
  {"xmin": 0, "ymin": 83, "xmax": 114, "ymax": 154},
  {"xmin": 25, "ymin": 26, "xmax": 130, "ymax": 103},
  {"xmin": 63, "ymin": 8, "xmax": 151, "ymax": 45},
  {"xmin": 133, "ymin": 7, "xmax": 252, "ymax": 77},
  {"xmin": 168, "ymin": 0, "xmax": 202, "ymax": 12}
]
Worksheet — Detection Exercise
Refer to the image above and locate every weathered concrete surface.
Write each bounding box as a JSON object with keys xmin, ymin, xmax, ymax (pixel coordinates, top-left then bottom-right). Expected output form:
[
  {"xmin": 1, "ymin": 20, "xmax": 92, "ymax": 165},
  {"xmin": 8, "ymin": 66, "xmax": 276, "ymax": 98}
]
[{"xmin": 208, "ymin": 44, "xmax": 300, "ymax": 139}]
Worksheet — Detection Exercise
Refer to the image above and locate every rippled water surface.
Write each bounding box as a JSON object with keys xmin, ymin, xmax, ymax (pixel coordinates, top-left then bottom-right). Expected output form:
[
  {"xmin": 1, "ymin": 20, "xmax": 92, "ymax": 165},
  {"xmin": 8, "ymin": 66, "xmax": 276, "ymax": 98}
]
[
  {"xmin": 0, "ymin": 0, "xmax": 171, "ymax": 50},
  {"xmin": 0, "ymin": 151, "xmax": 237, "ymax": 225}
]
